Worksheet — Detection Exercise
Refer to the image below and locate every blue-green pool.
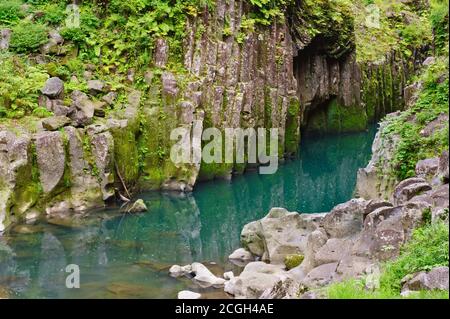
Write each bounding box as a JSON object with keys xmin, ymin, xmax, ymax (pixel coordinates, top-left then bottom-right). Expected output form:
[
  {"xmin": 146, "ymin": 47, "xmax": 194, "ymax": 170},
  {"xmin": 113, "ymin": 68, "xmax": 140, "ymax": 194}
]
[{"xmin": 0, "ymin": 126, "xmax": 377, "ymax": 298}]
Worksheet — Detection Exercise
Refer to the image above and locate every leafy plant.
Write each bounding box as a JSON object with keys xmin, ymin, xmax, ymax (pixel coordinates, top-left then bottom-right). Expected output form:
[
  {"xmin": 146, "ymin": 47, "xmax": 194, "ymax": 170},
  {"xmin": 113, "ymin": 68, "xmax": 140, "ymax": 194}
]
[
  {"xmin": 9, "ymin": 21, "xmax": 48, "ymax": 54},
  {"xmin": 0, "ymin": 0, "xmax": 24, "ymax": 25}
]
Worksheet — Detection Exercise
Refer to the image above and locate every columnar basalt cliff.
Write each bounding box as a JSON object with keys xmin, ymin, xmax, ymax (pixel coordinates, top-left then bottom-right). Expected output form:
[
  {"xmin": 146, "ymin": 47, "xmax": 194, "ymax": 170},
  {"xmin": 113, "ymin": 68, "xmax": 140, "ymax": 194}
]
[{"xmin": 0, "ymin": 0, "xmax": 421, "ymax": 231}]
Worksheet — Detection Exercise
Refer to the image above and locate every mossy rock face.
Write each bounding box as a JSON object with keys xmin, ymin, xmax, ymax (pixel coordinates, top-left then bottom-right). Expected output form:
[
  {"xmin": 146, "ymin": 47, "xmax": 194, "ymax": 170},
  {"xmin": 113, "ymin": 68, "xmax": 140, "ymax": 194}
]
[
  {"xmin": 284, "ymin": 254, "xmax": 304, "ymax": 270},
  {"xmin": 305, "ymin": 98, "xmax": 368, "ymax": 134}
]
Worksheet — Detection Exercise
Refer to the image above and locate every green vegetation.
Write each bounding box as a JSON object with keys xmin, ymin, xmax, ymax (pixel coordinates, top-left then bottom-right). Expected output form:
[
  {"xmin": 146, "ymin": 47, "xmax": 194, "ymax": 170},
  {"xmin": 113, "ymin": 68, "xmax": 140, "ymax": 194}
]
[
  {"xmin": 0, "ymin": 0, "xmax": 24, "ymax": 25},
  {"xmin": 9, "ymin": 21, "xmax": 48, "ymax": 54},
  {"xmin": 382, "ymin": 57, "xmax": 449, "ymax": 180},
  {"xmin": 0, "ymin": 53, "xmax": 49, "ymax": 119},
  {"xmin": 327, "ymin": 221, "xmax": 449, "ymax": 299},
  {"xmin": 284, "ymin": 254, "xmax": 304, "ymax": 270}
]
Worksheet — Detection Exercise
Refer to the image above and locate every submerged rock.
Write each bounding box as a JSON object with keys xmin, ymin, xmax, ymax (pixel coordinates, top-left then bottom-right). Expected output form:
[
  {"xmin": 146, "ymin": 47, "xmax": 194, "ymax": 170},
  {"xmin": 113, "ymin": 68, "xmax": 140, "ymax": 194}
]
[
  {"xmin": 0, "ymin": 29, "xmax": 11, "ymax": 50},
  {"xmin": 228, "ymin": 248, "xmax": 254, "ymax": 264},
  {"xmin": 127, "ymin": 199, "xmax": 148, "ymax": 213}
]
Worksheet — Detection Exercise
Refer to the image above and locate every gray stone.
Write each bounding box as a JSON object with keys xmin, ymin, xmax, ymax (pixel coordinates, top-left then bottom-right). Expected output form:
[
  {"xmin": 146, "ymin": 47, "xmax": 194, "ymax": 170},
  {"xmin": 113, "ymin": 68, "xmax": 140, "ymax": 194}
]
[
  {"xmin": 191, "ymin": 262, "xmax": 225, "ymax": 287},
  {"xmin": 228, "ymin": 248, "xmax": 254, "ymax": 262},
  {"xmin": 437, "ymin": 150, "xmax": 449, "ymax": 183},
  {"xmin": 49, "ymin": 30, "xmax": 64, "ymax": 44},
  {"xmin": 42, "ymin": 116, "xmax": 71, "ymax": 131},
  {"xmin": 0, "ymin": 29, "xmax": 11, "ymax": 50},
  {"xmin": 402, "ymin": 266, "xmax": 449, "ymax": 292},
  {"xmin": 259, "ymin": 278, "xmax": 300, "ymax": 299},
  {"xmin": 127, "ymin": 199, "xmax": 147, "ymax": 213},
  {"xmin": 422, "ymin": 56, "xmax": 436, "ymax": 66},
  {"xmin": 393, "ymin": 177, "xmax": 431, "ymax": 206},
  {"xmin": 41, "ymin": 77, "xmax": 64, "ymax": 99},
  {"xmin": 0, "ymin": 131, "xmax": 31, "ymax": 231},
  {"xmin": 70, "ymin": 91, "xmax": 94, "ymax": 127},
  {"xmin": 224, "ymin": 262, "xmax": 288, "ymax": 299},
  {"xmin": 161, "ymin": 72, "xmax": 178, "ymax": 96},
  {"xmin": 314, "ymin": 238, "xmax": 353, "ymax": 265},
  {"xmin": 102, "ymin": 92, "xmax": 117, "ymax": 105},
  {"xmin": 415, "ymin": 158, "xmax": 439, "ymax": 181},
  {"xmin": 302, "ymin": 262, "xmax": 338, "ymax": 289},
  {"xmin": 87, "ymin": 80, "xmax": 106, "ymax": 94},
  {"xmin": 155, "ymin": 38, "xmax": 169, "ymax": 67},
  {"xmin": 321, "ymin": 198, "xmax": 368, "ymax": 238},
  {"xmin": 34, "ymin": 131, "xmax": 65, "ymax": 194},
  {"xmin": 241, "ymin": 208, "xmax": 324, "ymax": 263}
]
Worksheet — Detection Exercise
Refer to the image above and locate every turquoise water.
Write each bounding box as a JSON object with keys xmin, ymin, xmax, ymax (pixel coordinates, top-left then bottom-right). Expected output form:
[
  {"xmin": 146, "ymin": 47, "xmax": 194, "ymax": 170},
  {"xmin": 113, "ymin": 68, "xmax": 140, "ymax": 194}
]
[{"xmin": 0, "ymin": 126, "xmax": 377, "ymax": 299}]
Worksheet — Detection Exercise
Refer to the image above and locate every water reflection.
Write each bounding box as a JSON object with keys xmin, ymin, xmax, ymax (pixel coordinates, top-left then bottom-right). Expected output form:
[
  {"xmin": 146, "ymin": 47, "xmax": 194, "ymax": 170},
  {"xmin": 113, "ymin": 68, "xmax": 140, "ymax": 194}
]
[{"xmin": 1, "ymin": 126, "xmax": 376, "ymax": 298}]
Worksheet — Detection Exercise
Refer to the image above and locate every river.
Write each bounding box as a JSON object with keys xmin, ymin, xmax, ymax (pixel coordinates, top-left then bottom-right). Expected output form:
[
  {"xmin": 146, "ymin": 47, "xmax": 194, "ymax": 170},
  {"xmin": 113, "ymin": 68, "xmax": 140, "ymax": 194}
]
[{"xmin": 0, "ymin": 125, "xmax": 377, "ymax": 298}]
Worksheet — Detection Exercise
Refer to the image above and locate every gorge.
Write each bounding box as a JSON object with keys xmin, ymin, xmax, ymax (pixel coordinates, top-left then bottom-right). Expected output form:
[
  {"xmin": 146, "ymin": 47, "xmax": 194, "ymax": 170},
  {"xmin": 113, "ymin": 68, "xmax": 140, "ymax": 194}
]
[{"xmin": 0, "ymin": 0, "xmax": 448, "ymax": 300}]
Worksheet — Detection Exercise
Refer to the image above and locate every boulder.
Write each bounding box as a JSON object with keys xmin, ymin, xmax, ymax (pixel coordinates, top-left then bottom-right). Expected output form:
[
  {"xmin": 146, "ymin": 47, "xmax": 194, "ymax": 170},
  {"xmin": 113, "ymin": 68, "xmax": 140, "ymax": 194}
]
[
  {"xmin": 223, "ymin": 271, "xmax": 234, "ymax": 280},
  {"xmin": 87, "ymin": 80, "xmax": 106, "ymax": 94},
  {"xmin": 314, "ymin": 238, "xmax": 352, "ymax": 265},
  {"xmin": 41, "ymin": 77, "xmax": 64, "ymax": 99},
  {"xmin": 392, "ymin": 177, "xmax": 432, "ymax": 206},
  {"xmin": 228, "ymin": 248, "xmax": 254, "ymax": 265},
  {"xmin": 161, "ymin": 72, "xmax": 178, "ymax": 96},
  {"xmin": 51, "ymin": 100, "xmax": 71, "ymax": 116},
  {"xmin": 42, "ymin": 116, "xmax": 71, "ymax": 131},
  {"xmin": 34, "ymin": 131, "xmax": 66, "ymax": 194},
  {"xmin": 259, "ymin": 278, "xmax": 300, "ymax": 299},
  {"xmin": 0, "ymin": 131, "xmax": 31, "ymax": 231},
  {"xmin": 191, "ymin": 262, "xmax": 225, "ymax": 287},
  {"xmin": 169, "ymin": 264, "xmax": 192, "ymax": 278},
  {"xmin": 70, "ymin": 91, "xmax": 94, "ymax": 127},
  {"xmin": 49, "ymin": 30, "xmax": 63, "ymax": 44},
  {"xmin": 224, "ymin": 262, "xmax": 288, "ymax": 299},
  {"xmin": 0, "ymin": 29, "xmax": 11, "ymax": 50},
  {"xmin": 102, "ymin": 92, "xmax": 118, "ymax": 105},
  {"xmin": 301, "ymin": 262, "xmax": 338, "ymax": 289},
  {"xmin": 437, "ymin": 150, "xmax": 449, "ymax": 183},
  {"xmin": 402, "ymin": 266, "xmax": 449, "ymax": 292},
  {"xmin": 415, "ymin": 158, "xmax": 439, "ymax": 181},
  {"xmin": 178, "ymin": 290, "xmax": 201, "ymax": 299},
  {"xmin": 241, "ymin": 208, "xmax": 324, "ymax": 263},
  {"xmin": 127, "ymin": 199, "xmax": 147, "ymax": 213},
  {"xmin": 321, "ymin": 198, "xmax": 368, "ymax": 238},
  {"xmin": 155, "ymin": 38, "xmax": 169, "ymax": 67}
]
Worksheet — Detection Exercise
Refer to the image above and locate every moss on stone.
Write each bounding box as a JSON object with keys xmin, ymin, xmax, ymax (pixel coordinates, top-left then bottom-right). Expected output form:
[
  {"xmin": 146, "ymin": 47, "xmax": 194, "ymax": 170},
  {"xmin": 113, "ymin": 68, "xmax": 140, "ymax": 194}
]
[{"xmin": 284, "ymin": 254, "xmax": 304, "ymax": 270}]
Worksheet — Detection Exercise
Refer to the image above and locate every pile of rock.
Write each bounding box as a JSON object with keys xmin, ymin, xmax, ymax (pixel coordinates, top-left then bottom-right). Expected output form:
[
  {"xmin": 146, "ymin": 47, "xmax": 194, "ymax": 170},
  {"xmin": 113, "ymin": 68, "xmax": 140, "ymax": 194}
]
[
  {"xmin": 39, "ymin": 77, "xmax": 118, "ymax": 132},
  {"xmin": 223, "ymin": 153, "xmax": 449, "ymax": 298}
]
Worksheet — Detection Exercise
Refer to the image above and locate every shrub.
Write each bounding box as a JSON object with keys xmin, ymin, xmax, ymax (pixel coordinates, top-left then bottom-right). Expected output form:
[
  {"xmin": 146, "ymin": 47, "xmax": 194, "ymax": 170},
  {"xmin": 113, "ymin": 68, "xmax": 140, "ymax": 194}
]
[
  {"xmin": 36, "ymin": 3, "xmax": 66, "ymax": 25},
  {"xmin": 60, "ymin": 27, "xmax": 86, "ymax": 45},
  {"xmin": 0, "ymin": 54, "xmax": 49, "ymax": 119},
  {"xmin": 327, "ymin": 221, "xmax": 449, "ymax": 299},
  {"xmin": 9, "ymin": 22, "xmax": 48, "ymax": 53},
  {"xmin": 380, "ymin": 221, "xmax": 449, "ymax": 293},
  {"xmin": 0, "ymin": 0, "xmax": 24, "ymax": 25}
]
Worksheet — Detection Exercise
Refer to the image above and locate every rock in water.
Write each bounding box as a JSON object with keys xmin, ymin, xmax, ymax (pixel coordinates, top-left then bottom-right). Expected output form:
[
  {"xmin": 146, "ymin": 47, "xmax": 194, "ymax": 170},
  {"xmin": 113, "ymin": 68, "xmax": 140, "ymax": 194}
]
[
  {"xmin": 41, "ymin": 77, "xmax": 64, "ymax": 99},
  {"xmin": 191, "ymin": 262, "xmax": 226, "ymax": 287},
  {"xmin": 178, "ymin": 290, "xmax": 201, "ymax": 299},
  {"xmin": 127, "ymin": 199, "xmax": 148, "ymax": 213},
  {"xmin": 228, "ymin": 248, "xmax": 254, "ymax": 262}
]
